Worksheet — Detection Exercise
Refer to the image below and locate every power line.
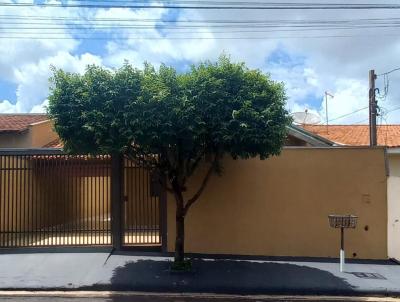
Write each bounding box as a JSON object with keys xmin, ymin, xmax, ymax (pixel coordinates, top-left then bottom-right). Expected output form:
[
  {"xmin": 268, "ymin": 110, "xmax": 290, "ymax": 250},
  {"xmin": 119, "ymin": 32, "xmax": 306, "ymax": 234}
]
[
  {"xmin": 0, "ymin": 33, "xmax": 399, "ymax": 40},
  {"xmin": 355, "ymin": 105, "xmax": 400, "ymax": 124},
  {"xmin": 329, "ymin": 106, "xmax": 369, "ymax": 123},
  {"xmin": 0, "ymin": 2, "xmax": 400, "ymax": 9},
  {"xmin": 377, "ymin": 67, "xmax": 400, "ymax": 76}
]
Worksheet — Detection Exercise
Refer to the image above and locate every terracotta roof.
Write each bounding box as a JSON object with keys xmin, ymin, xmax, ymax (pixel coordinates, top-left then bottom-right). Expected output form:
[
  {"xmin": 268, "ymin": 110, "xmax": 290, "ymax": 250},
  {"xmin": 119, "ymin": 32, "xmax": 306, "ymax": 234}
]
[
  {"xmin": 301, "ymin": 124, "xmax": 400, "ymax": 148},
  {"xmin": 0, "ymin": 114, "xmax": 49, "ymax": 133},
  {"xmin": 43, "ymin": 138, "xmax": 63, "ymax": 148}
]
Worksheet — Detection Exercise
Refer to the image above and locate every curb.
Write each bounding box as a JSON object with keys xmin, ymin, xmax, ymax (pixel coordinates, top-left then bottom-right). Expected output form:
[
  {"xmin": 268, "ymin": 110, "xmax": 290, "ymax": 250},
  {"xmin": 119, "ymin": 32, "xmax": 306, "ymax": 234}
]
[{"xmin": 0, "ymin": 291, "xmax": 399, "ymax": 301}]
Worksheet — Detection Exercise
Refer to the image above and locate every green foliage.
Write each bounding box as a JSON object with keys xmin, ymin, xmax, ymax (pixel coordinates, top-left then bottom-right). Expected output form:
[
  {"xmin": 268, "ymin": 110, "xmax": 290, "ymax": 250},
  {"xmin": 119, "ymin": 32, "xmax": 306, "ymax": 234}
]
[{"xmin": 48, "ymin": 55, "xmax": 291, "ymax": 180}]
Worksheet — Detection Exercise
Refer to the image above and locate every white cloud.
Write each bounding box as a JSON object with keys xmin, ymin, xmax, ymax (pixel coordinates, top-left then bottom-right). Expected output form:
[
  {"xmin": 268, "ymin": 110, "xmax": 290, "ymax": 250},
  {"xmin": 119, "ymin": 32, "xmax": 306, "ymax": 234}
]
[
  {"xmin": 0, "ymin": 100, "xmax": 18, "ymax": 113},
  {"xmin": 0, "ymin": 0, "xmax": 400, "ymax": 125},
  {"xmin": 1, "ymin": 52, "xmax": 102, "ymax": 113}
]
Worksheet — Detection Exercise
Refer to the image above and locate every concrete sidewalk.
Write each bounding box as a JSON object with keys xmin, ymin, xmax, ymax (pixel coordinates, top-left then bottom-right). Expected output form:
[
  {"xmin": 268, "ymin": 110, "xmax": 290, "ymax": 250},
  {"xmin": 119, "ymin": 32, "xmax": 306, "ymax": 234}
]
[{"xmin": 0, "ymin": 251, "xmax": 399, "ymax": 296}]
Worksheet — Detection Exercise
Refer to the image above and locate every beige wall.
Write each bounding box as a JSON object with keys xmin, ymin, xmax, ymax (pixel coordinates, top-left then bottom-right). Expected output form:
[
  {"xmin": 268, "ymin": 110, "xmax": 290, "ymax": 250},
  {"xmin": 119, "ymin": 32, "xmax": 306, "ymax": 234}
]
[
  {"xmin": 167, "ymin": 147, "xmax": 388, "ymax": 259},
  {"xmin": 388, "ymin": 152, "xmax": 400, "ymax": 260},
  {"xmin": 28, "ymin": 120, "xmax": 58, "ymax": 148},
  {"xmin": 0, "ymin": 120, "xmax": 58, "ymax": 148}
]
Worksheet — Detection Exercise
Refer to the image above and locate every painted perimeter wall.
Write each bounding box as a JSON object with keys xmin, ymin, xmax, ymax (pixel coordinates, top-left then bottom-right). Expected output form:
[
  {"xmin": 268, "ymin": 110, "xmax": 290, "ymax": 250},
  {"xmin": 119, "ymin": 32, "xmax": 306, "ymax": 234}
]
[
  {"xmin": 388, "ymin": 153, "xmax": 400, "ymax": 261},
  {"xmin": 167, "ymin": 147, "xmax": 388, "ymax": 259}
]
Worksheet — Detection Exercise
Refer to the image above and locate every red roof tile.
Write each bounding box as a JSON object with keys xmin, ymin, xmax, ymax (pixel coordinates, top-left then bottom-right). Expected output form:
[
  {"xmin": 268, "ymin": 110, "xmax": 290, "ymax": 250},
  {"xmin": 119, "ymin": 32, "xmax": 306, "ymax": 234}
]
[
  {"xmin": 0, "ymin": 114, "xmax": 49, "ymax": 133},
  {"xmin": 301, "ymin": 124, "xmax": 400, "ymax": 148}
]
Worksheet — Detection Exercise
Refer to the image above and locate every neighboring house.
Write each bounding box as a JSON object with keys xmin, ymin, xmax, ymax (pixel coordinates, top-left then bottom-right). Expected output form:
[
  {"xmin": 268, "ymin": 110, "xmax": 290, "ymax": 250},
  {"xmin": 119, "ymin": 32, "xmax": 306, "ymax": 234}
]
[
  {"xmin": 0, "ymin": 114, "xmax": 59, "ymax": 148},
  {"xmin": 36, "ymin": 124, "xmax": 335, "ymax": 149},
  {"xmin": 301, "ymin": 124, "xmax": 400, "ymax": 262}
]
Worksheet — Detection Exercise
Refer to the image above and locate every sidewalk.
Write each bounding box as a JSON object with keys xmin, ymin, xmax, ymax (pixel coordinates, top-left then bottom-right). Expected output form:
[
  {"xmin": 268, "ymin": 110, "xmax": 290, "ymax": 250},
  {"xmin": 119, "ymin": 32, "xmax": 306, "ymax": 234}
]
[{"xmin": 0, "ymin": 251, "xmax": 399, "ymax": 296}]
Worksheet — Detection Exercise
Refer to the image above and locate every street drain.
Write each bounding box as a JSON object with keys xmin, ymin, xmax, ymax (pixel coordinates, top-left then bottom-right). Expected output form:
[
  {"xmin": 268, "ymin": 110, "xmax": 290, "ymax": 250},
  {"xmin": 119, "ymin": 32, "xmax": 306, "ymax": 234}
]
[{"xmin": 351, "ymin": 272, "xmax": 386, "ymax": 280}]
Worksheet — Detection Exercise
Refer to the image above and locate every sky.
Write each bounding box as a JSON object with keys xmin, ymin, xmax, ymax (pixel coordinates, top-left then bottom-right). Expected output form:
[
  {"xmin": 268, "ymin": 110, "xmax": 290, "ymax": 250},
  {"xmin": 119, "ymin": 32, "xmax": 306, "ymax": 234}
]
[{"xmin": 0, "ymin": 0, "xmax": 400, "ymax": 125}]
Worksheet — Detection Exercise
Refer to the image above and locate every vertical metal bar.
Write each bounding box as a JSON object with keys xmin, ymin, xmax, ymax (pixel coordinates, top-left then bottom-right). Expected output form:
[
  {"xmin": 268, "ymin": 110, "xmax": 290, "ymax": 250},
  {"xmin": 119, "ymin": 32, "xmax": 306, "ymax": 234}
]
[
  {"xmin": 340, "ymin": 227, "xmax": 345, "ymax": 272},
  {"xmin": 100, "ymin": 156, "xmax": 104, "ymax": 245},
  {"xmin": 134, "ymin": 162, "xmax": 138, "ymax": 245},
  {"xmin": 0, "ymin": 156, "xmax": 4, "ymax": 247},
  {"xmin": 15, "ymin": 155, "xmax": 19, "ymax": 247},
  {"xmin": 75, "ymin": 155, "xmax": 78, "ymax": 246},
  {"xmin": 55, "ymin": 155, "xmax": 60, "ymax": 246},
  {"xmin": 152, "ymin": 169, "xmax": 155, "ymax": 244},
  {"xmin": 22, "ymin": 155, "xmax": 27, "ymax": 247},
  {"xmin": 66, "ymin": 155, "xmax": 70, "ymax": 246},
  {"xmin": 84, "ymin": 157, "xmax": 88, "ymax": 245},
  {"xmin": 36, "ymin": 156, "xmax": 40, "ymax": 246},
  {"xmin": 159, "ymin": 173, "xmax": 167, "ymax": 251},
  {"xmin": 89, "ymin": 156, "xmax": 93, "ymax": 245},
  {"xmin": 76, "ymin": 156, "xmax": 80, "ymax": 246},
  {"xmin": 17, "ymin": 155, "xmax": 22, "ymax": 247},
  {"xmin": 105, "ymin": 157, "xmax": 109, "ymax": 245},
  {"xmin": 29, "ymin": 155, "xmax": 33, "ymax": 246},
  {"xmin": 11, "ymin": 155, "xmax": 15, "ymax": 247},
  {"xmin": 92, "ymin": 157, "xmax": 97, "ymax": 245},
  {"xmin": 111, "ymin": 153, "xmax": 123, "ymax": 250},
  {"xmin": 341, "ymin": 227, "xmax": 344, "ymax": 250},
  {"xmin": 123, "ymin": 159, "xmax": 126, "ymax": 245},
  {"xmin": 33, "ymin": 157, "xmax": 38, "ymax": 246},
  {"xmin": 6, "ymin": 156, "xmax": 10, "ymax": 247},
  {"xmin": 11, "ymin": 155, "xmax": 16, "ymax": 247},
  {"xmin": 5, "ymin": 155, "xmax": 9, "ymax": 247},
  {"xmin": 125, "ymin": 160, "xmax": 128, "ymax": 245},
  {"xmin": 60, "ymin": 155, "xmax": 68, "ymax": 245},
  {"xmin": 141, "ymin": 162, "xmax": 144, "ymax": 244},
  {"xmin": 145, "ymin": 166, "xmax": 149, "ymax": 244},
  {"xmin": 43, "ymin": 156, "xmax": 47, "ymax": 246},
  {"xmin": 94, "ymin": 157, "xmax": 98, "ymax": 245},
  {"xmin": 28, "ymin": 155, "xmax": 32, "ymax": 247},
  {"xmin": 129, "ymin": 159, "xmax": 133, "ymax": 245},
  {"xmin": 8, "ymin": 155, "xmax": 12, "ymax": 247},
  {"xmin": 49, "ymin": 156, "xmax": 54, "ymax": 247},
  {"xmin": 0, "ymin": 155, "xmax": 3, "ymax": 247}
]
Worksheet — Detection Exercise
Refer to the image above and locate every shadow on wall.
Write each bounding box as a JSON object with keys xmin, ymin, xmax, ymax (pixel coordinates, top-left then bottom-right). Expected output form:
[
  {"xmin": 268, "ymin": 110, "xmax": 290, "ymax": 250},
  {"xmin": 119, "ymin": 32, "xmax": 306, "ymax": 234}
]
[{"xmin": 104, "ymin": 259, "xmax": 355, "ymax": 296}]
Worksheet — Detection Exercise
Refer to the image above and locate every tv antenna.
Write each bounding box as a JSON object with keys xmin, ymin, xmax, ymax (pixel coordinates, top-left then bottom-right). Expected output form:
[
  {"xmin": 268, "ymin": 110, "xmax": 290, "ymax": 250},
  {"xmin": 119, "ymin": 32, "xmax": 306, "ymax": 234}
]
[{"xmin": 325, "ymin": 91, "xmax": 334, "ymax": 132}]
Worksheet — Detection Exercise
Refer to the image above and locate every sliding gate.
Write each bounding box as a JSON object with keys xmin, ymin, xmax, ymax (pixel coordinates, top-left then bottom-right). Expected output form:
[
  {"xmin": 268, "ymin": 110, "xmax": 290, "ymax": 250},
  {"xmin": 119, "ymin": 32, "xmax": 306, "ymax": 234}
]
[{"xmin": 0, "ymin": 150, "xmax": 163, "ymax": 249}]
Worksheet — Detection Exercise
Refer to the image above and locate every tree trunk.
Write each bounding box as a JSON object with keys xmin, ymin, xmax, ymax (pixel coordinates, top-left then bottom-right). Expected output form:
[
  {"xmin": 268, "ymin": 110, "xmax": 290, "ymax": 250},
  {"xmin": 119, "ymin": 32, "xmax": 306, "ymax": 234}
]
[{"xmin": 175, "ymin": 207, "xmax": 185, "ymax": 263}]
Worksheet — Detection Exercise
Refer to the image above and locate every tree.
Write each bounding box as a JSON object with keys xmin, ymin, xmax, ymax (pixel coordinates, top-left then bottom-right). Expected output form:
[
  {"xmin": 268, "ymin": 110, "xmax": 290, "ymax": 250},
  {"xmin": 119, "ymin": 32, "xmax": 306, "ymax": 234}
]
[{"xmin": 48, "ymin": 56, "xmax": 291, "ymax": 265}]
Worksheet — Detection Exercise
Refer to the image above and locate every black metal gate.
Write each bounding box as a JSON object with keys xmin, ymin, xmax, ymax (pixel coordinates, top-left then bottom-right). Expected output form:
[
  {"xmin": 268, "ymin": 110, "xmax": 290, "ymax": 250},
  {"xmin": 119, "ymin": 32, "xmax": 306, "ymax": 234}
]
[{"xmin": 0, "ymin": 150, "xmax": 165, "ymax": 249}]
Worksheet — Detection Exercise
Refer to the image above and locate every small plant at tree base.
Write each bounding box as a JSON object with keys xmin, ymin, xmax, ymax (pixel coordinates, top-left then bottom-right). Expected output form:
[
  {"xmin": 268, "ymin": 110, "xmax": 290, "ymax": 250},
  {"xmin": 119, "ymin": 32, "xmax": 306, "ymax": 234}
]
[
  {"xmin": 170, "ymin": 259, "xmax": 193, "ymax": 272},
  {"xmin": 48, "ymin": 55, "xmax": 291, "ymax": 264}
]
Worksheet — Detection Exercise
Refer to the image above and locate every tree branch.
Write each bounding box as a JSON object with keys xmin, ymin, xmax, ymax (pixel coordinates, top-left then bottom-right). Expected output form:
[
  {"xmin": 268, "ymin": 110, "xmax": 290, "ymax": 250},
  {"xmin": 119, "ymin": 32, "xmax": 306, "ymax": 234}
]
[{"xmin": 183, "ymin": 155, "xmax": 218, "ymax": 215}]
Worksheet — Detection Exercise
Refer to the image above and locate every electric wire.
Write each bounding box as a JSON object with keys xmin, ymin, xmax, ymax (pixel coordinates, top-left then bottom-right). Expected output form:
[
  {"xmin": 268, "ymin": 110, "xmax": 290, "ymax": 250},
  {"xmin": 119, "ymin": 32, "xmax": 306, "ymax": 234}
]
[{"xmin": 0, "ymin": 2, "xmax": 400, "ymax": 9}]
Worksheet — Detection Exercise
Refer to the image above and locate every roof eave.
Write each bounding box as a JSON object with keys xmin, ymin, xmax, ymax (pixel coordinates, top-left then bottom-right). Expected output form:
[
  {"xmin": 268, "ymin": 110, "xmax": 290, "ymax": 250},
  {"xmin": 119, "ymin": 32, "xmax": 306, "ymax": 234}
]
[{"xmin": 288, "ymin": 125, "xmax": 335, "ymax": 147}]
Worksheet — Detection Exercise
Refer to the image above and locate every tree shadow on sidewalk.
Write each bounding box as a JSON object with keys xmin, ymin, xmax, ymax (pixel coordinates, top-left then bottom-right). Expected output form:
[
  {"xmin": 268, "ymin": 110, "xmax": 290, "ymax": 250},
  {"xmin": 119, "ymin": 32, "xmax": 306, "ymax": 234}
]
[{"xmin": 106, "ymin": 258, "xmax": 355, "ymax": 295}]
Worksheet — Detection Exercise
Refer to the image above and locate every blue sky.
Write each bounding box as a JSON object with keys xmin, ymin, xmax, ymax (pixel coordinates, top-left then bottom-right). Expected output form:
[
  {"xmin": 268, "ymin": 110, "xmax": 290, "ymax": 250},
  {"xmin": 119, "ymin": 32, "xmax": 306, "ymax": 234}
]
[{"xmin": 0, "ymin": 0, "xmax": 400, "ymax": 124}]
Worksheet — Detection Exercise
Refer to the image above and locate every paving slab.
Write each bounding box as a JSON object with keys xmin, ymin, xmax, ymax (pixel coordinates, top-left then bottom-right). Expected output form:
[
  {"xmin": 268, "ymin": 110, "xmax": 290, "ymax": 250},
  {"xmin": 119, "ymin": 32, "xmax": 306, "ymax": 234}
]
[{"xmin": 0, "ymin": 252, "xmax": 399, "ymax": 296}]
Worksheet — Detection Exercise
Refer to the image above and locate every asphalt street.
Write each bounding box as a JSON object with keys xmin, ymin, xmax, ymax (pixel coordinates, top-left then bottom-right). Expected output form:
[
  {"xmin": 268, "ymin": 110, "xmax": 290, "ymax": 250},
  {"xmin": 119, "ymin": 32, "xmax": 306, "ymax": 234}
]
[{"xmin": 0, "ymin": 296, "xmax": 400, "ymax": 302}]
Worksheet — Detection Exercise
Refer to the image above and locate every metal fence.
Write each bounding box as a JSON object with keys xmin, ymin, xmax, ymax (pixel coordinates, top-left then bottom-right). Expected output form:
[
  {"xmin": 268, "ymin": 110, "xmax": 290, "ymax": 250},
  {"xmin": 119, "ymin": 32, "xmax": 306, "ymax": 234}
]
[{"xmin": 0, "ymin": 150, "xmax": 163, "ymax": 249}]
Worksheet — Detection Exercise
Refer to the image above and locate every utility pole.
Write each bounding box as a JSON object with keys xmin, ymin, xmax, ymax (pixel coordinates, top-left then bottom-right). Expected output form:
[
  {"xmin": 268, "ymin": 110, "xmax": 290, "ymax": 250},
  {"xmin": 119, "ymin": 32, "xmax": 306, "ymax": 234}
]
[{"xmin": 369, "ymin": 70, "xmax": 377, "ymax": 146}]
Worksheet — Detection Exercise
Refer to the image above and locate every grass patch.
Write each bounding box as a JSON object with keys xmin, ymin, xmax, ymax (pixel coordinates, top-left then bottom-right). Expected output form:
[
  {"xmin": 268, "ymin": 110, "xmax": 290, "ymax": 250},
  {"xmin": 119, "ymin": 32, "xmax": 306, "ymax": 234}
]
[{"xmin": 170, "ymin": 259, "xmax": 193, "ymax": 272}]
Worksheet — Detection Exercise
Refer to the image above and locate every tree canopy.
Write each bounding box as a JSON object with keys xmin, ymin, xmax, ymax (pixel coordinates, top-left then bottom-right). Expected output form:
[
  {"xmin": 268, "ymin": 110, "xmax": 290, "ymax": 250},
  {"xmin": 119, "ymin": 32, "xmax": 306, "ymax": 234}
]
[{"xmin": 48, "ymin": 55, "xmax": 291, "ymax": 264}]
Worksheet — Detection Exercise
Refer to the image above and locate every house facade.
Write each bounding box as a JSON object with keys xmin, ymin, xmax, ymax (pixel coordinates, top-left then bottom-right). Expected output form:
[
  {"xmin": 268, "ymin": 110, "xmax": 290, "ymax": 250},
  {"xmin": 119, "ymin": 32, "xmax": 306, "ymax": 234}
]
[{"xmin": 0, "ymin": 114, "xmax": 59, "ymax": 148}]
